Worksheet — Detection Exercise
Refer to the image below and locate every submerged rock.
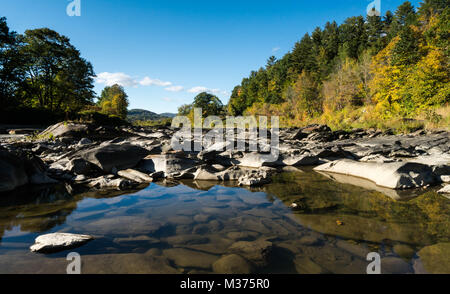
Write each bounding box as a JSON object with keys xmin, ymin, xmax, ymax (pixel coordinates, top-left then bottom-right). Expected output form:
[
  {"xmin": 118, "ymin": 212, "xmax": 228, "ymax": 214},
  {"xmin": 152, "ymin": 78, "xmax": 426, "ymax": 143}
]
[
  {"xmin": 30, "ymin": 233, "xmax": 94, "ymax": 253},
  {"xmin": 414, "ymin": 243, "xmax": 450, "ymax": 274},
  {"xmin": 314, "ymin": 159, "xmax": 437, "ymax": 189},
  {"xmin": 212, "ymin": 254, "xmax": 254, "ymax": 274},
  {"xmin": 227, "ymin": 239, "xmax": 273, "ymax": 267}
]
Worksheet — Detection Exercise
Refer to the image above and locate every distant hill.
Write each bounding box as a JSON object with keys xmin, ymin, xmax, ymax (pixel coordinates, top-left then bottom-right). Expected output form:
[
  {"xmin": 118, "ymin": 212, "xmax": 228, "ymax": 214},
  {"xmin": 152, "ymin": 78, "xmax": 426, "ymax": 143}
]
[
  {"xmin": 127, "ymin": 109, "xmax": 176, "ymax": 122},
  {"xmin": 159, "ymin": 113, "xmax": 177, "ymax": 118}
]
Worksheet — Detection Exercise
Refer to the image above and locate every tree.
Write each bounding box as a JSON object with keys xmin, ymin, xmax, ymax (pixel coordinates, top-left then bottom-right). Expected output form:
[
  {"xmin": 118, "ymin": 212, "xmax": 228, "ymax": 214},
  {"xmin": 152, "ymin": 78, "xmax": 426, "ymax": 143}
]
[
  {"xmin": 178, "ymin": 104, "xmax": 193, "ymax": 116},
  {"xmin": 19, "ymin": 28, "xmax": 95, "ymax": 112},
  {"xmin": 391, "ymin": 26, "xmax": 421, "ymax": 66},
  {"xmin": 292, "ymin": 72, "xmax": 322, "ymax": 118},
  {"xmin": 0, "ymin": 17, "xmax": 22, "ymax": 109},
  {"xmin": 418, "ymin": 0, "xmax": 448, "ymax": 21},
  {"xmin": 192, "ymin": 92, "xmax": 224, "ymax": 117},
  {"xmin": 99, "ymin": 84, "xmax": 129, "ymax": 119}
]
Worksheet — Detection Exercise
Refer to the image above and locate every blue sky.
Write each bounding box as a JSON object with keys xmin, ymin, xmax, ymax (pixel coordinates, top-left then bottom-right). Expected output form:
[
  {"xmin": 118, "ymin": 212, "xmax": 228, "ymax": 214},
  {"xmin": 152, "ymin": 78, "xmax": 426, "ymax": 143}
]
[{"xmin": 1, "ymin": 0, "xmax": 420, "ymax": 113}]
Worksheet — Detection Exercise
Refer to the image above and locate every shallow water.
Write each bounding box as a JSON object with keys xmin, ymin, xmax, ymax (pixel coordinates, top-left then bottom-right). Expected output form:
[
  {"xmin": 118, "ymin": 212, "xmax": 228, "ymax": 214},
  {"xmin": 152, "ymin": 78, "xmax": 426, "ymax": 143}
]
[{"xmin": 0, "ymin": 168, "xmax": 449, "ymax": 274}]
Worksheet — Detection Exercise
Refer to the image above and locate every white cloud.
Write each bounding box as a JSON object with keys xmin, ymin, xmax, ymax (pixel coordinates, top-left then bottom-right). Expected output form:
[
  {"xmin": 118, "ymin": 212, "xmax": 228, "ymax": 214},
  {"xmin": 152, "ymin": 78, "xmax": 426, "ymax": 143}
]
[
  {"xmin": 187, "ymin": 87, "xmax": 228, "ymax": 96},
  {"xmin": 139, "ymin": 77, "xmax": 172, "ymax": 87},
  {"xmin": 187, "ymin": 86, "xmax": 209, "ymax": 94},
  {"xmin": 272, "ymin": 47, "xmax": 281, "ymax": 53},
  {"xmin": 162, "ymin": 97, "xmax": 173, "ymax": 102},
  {"xmin": 165, "ymin": 85, "xmax": 184, "ymax": 92},
  {"xmin": 95, "ymin": 72, "xmax": 138, "ymax": 87}
]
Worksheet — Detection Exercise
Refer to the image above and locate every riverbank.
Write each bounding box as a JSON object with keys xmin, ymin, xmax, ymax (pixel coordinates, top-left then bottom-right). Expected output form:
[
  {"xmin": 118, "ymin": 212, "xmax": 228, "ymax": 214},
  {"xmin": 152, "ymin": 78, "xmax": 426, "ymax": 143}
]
[{"xmin": 0, "ymin": 122, "xmax": 449, "ymax": 196}]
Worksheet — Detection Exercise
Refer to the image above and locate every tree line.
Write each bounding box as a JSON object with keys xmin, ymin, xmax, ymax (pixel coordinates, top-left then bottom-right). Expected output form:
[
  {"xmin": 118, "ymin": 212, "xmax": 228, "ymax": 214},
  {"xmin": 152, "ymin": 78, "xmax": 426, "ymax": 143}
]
[
  {"xmin": 228, "ymin": 0, "xmax": 449, "ymax": 130},
  {"xmin": 0, "ymin": 18, "xmax": 128, "ymax": 124}
]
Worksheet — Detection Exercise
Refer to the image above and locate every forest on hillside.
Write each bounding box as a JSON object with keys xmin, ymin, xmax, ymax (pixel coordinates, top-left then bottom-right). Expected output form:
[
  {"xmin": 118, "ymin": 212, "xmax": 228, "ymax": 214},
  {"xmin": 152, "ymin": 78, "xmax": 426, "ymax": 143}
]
[{"xmin": 228, "ymin": 0, "xmax": 449, "ymax": 131}]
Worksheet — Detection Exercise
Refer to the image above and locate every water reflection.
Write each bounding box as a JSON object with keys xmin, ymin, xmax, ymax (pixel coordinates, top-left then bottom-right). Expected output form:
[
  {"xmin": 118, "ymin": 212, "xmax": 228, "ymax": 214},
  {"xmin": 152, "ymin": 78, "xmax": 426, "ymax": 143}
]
[{"xmin": 0, "ymin": 169, "xmax": 448, "ymax": 274}]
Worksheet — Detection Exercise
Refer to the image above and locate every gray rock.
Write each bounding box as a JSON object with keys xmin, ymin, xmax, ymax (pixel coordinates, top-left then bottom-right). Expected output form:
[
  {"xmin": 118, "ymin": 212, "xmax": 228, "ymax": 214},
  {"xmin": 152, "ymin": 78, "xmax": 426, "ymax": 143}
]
[
  {"xmin": 314, "ymin": 159, "xmax": 436, "ymax": 189},
  {"xmin": 438, "ymin": 185, "xmax": 450, "ymax": 194},
  {"xmin": 0, "ymin": 150, "xmax": 28, "ymax": 192},
  {"xmin": 30, "ymin": 233, "xmax": 94, "ymax": 253},
  {"xmin": 77, "ymin": 143, "xmax": 149, "ymax": 173},
  {"xmin": 87, "ymin": 176, "xmax": 131, "ymax": 190},
  {"xmin": 117, "ymin": 169, "xmax": 153, "ymax": 183},
  {"xmin": 78, "ymin": 138, "xmax": 92, "ymax": 145},
  {"xmin": 40, "ymin": 122, "xmax": 88, "ymax": 139}
]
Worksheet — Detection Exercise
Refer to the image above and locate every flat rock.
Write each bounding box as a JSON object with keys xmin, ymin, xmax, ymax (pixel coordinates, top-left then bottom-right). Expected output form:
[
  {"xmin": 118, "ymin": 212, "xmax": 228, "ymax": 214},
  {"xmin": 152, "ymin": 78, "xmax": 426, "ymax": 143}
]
[
  {"xmin": 314, "ymin": 159, "xmax": 436, "ymax": 189},
  {"xmin": 30, "ymin": 233, "xmax": 94, "ymax": 253},
  {"xmin": 438, "ymin": 185, "xmax": 450, "ymax": 194}
]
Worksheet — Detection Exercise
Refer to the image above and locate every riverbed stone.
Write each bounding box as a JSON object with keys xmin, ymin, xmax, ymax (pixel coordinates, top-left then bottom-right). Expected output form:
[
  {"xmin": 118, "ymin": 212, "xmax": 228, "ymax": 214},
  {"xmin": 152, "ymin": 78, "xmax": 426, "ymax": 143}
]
[
  {"xmin": 163, "ymin": 248, "xmax": 219, "ymax": 269},
  {"xmin": 227, "ymin": 239, "xmax": 273, "ymax": 267},
  {"xmin": 212, "ymin": 254, "xmax": 254, "ymax": 274}
]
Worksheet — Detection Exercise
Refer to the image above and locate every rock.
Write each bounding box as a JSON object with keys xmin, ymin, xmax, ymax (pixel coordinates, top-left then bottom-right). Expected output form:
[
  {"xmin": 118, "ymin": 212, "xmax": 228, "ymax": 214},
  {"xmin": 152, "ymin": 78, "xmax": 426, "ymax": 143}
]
[
  {"xmin": 40, "ymin": 122, "xmax": 88, "ymax": 139},
  {"xmin": 415, "ymin": 243, "xmax": 450, "ymax": 274},
  {"xmin": 163, "ymin": 248, "xmax": 219, "ymax": 269},
  {"xmin": 314, "ymin": 159, "xmax": 436, "ymax": 189},
  {"xmin": 0, "ymin": 150, "xmax": 28, "ymax": 192},
  {"xmin": 438, "ymin": 185, "xmax": 450, "ymax": 194},
  {"xmin": 194, "ymin": 167, "xmax": 221, "ymax": 181},
  {"xmin": 67, "ymin": 158, "xmax": 96, "ymax": 175},
  {"xmin": 281, "ymin": 154, "xmax": 319, "ymax": 166},
  {"xmin": 117, "ymin": 169, "xmax": 153, "ymax": 183},
  {"xmin": 212, "ymin": 254, "xmax": 254, "ymax": 274},
  {"xmin": 78, "ymin": 138, "xmax": 92, "ymax": 145},
  {"xmin": 77, "ymin": 143, "xmax": 150, "ymax": 173},
  {"xmin": 298, "ymin": 235, "xmax": 322, "ymax": 246},
  {"xmin": 381, "ymin": 257, "xmax": 412, "ymax": 274},
  {"xmin": 294, "ymin": 256, "xmax": 326, "ymax": 274},
  {"xmin": 238, "ymin": 152, "xmax": 276, "ymax": 168},
  {"xmin": 87, "ymin": 176, "xmax": 131, "ymax": 190},
  {"xmin": 138, "ymin": 154, "xmax": 197, "ymax": 177},
  {"xmin": 227, "ymin": 240, "xmax": 273, "ymax": 267},
  {"xmin": 30, "ymin": 233, "xmax": 93, "ymax": 253},
  {"xmin": 238, "ymin": 170, "xmax": 272, "ymax": 187},
  {"xmin": 393, "ymin": 244, "xmax": 415, "ymax": 260}
]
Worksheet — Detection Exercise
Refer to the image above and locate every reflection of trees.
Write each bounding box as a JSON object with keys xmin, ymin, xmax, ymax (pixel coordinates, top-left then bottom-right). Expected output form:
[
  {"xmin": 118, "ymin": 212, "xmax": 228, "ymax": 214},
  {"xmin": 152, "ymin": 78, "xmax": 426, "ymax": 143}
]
[{"xmin": 0, "ymin": 184, "xmax": 146, "ymax": 243}]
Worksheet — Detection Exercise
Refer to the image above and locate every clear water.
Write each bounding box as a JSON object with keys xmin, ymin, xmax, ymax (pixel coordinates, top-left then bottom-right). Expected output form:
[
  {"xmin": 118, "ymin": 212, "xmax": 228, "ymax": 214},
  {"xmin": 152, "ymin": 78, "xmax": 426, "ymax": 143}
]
[{"xmin": 0, "ymin": 168, "xmax": 449, "ymax": 274}]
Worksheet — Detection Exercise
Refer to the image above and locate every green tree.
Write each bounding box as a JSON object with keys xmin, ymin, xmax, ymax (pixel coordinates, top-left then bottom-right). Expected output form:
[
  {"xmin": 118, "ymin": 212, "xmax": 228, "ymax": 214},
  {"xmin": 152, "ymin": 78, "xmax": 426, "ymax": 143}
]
[
  {"xmin": 0, "ymin": 17, "xmax": 23, "ymax": 109},
  {"xmin": 99, "ymin": 84, "xmax": 129, "ymax": 119},
  {"xmin": 192, "ymin": 92, "xmax": 224, "ymax": 117},
  {"xmin": 19, "ymin": 28, "xmax": 95, "ymax": 112}
]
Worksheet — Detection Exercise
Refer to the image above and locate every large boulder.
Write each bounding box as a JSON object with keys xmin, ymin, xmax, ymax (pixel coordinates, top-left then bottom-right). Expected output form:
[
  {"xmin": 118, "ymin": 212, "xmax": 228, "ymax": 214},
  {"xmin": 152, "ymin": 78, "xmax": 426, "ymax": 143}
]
[
  {"xmin": 40, "ymin": 122, "xmax": 89, "ymax": 139},
  {"xmin": 138, "ymin": 154, "xmax": 197, "ymax": 177},
  {"xmin": 30, "ymin": 233, "xmax": 94, "ymax": 253},
  {"xmin": 0, "ymin": 150, "xmax": 57, "ymax": 192},
  {"xmin": 77, "ymin": 143, "xmax": 150, "ymax": 173},
  {"xmin": 0, "ymin": 150, "xmax": 28, "ymax": 192},
  {"xmin": 314, "ymin": 159, "xmax": 436, "ymax": 189}
]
